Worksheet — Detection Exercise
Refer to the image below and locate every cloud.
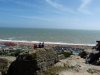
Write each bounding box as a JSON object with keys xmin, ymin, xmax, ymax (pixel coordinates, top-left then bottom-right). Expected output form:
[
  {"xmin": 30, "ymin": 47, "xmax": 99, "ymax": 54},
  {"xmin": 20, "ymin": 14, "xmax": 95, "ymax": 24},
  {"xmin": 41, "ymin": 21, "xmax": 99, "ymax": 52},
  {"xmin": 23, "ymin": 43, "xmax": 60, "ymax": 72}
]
[
  {"xmin": 45, "ymin": 0, "xmax": 76, "ymax": 14},
  {"xmin": 78, "ymin": 0, "xmax": 92, "ymax": 15},
  {"xmin": 46, "ymin": 0, "xmax": 64, "ymax": 9},
  {"xmin": 79, "ymin": 0, "xmax": 92, "ymax": 9}
]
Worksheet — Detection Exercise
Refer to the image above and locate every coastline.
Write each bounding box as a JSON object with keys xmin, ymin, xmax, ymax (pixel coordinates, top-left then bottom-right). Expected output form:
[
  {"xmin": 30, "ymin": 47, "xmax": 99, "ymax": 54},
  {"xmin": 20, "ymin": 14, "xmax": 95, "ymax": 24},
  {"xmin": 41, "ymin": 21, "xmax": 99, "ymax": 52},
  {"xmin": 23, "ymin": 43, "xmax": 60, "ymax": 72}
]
[{"xmin": 0, "ymin": 39, "xmax": 95, "ymax": 46}]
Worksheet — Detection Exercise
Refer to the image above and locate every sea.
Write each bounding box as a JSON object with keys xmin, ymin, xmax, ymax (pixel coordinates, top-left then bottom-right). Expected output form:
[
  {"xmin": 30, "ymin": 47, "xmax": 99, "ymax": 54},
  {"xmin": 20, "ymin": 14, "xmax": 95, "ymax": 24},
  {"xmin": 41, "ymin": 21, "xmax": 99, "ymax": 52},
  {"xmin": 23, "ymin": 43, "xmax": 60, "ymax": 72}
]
[{"xmin": 0, "ymin": 28, "xmax": 100, "ymax": 44}]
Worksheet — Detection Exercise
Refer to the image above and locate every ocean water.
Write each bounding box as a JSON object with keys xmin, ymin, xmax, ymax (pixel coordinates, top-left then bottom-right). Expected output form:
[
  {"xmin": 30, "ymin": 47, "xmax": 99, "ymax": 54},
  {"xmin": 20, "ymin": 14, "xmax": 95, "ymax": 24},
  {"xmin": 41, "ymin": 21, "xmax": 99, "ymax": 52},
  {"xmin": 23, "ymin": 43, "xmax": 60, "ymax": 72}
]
[{"xmin": 0, "ymin": 28, "xmax": 100, "ymax": 44}]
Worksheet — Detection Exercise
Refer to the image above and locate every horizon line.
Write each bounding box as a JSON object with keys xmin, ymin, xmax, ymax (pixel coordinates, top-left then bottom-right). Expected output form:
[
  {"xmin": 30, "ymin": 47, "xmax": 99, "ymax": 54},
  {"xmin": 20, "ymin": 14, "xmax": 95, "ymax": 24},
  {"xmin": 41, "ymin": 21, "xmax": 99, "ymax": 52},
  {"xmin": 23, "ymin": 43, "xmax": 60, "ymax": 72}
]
[{"xmin": 0, "ymin": 27, "xmax": 100, "ymax": 31}]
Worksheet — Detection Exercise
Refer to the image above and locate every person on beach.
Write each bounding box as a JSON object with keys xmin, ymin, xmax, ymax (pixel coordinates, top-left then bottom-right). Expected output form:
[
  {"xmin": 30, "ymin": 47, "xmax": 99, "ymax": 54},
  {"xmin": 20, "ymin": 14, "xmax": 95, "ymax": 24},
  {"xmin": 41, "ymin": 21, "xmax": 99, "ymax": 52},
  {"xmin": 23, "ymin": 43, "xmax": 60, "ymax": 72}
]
[
  {"xmin": 34, "ymin": 44, "xmax": 37, "ymax": 49},
  {"xmin": 41, "ymin": 42, "xmax": 44, "ymax": 48},
  {"xmin": 38, "ymin": 43, "xmax": 42, "ymax": 48},
  {"xmin": 38, "ymin": 42, "xmax": 44, "ymax": 48}
]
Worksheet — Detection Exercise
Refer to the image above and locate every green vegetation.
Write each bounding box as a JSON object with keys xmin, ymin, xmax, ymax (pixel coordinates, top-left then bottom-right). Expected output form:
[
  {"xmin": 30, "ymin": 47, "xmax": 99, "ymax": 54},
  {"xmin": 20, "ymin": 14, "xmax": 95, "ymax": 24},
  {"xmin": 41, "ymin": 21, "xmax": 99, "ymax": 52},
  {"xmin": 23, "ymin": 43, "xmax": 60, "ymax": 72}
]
[
  {"xmin": 87, "ymin": 69, "xmax": 99, "ymax": 74},
  {"xmin": 0, "ymin": 49, "xmax": 24, "ymax": 57},
  {"xmin": 59, "ymin": 52, "xmax": 72, "ymax": 58},
  {"xmin": 0, "ymin": 58, "xmax": 8, "ymax": 74},
  {"xmin": 43, "ymin": 66, "xmax": 66, "ymax": 75},
  {"xmin": 58, "ymin": 54, "xmax": 65, "ymax": 60},
  {"xmin": 10, "ymin": 50, "xmax": 22, "ymax": 56}
]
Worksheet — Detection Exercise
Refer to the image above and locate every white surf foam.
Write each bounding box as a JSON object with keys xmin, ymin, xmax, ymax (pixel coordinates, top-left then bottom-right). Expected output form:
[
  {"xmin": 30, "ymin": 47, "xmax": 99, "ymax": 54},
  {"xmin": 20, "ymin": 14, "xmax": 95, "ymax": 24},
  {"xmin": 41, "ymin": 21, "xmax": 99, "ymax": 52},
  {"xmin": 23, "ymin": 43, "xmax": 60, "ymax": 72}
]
[{"xmin": 0, "ymin": 39, "xmax": 95, "ymax": 46}]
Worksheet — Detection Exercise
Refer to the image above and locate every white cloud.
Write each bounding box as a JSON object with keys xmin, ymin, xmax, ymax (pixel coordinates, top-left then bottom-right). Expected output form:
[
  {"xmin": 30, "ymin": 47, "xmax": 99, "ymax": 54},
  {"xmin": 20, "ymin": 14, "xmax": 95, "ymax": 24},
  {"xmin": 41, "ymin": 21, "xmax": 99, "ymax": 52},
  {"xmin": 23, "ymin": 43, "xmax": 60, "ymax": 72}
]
[
  {"xmin": 45, "ymin": 0, "xmax": 76, "ymax": 14},
  {"xmin": 46, "ymin": 0, "xmax": 63, "ymax": 9},
  {"xmin": 80, "ymin": 0, "xmax": 92, "ymax": 9},
  {"xmin": 78, "ymin": 0, "xmax": 92, "ymax": 15}
]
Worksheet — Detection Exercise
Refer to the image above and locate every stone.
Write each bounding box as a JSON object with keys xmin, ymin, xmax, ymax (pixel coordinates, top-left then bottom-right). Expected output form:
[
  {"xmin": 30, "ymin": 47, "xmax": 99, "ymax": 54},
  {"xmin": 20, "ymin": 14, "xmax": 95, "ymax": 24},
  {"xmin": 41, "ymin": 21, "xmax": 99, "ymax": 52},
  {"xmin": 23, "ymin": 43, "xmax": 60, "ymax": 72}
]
[
  {"xmin": 7, "ymin": 48, "xmax": 59, "ymax": 75},
  {"xmin": 85, "ymin": 41, "xmax": 100, "ymax": 65}
]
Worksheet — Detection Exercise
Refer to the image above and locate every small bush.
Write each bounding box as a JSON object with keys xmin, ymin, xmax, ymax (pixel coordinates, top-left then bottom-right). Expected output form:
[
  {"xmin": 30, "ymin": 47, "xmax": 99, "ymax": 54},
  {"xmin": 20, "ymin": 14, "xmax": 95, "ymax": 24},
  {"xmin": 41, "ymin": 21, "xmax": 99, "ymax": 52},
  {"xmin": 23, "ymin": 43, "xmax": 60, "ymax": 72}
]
[
  {"xmin": 43, "ymin": 66, "xmax": 67, "ymax": 75},
  {"xmin": 87, "ymin": 69, "xmax": 98, "ymax": 74},
  {"xmin": 0, "ymin": 58, "xmax": 8, "ymax": 74},
  {"xmin": 59, "ymin": 52, "xmax": 72, "ymax": 58}
]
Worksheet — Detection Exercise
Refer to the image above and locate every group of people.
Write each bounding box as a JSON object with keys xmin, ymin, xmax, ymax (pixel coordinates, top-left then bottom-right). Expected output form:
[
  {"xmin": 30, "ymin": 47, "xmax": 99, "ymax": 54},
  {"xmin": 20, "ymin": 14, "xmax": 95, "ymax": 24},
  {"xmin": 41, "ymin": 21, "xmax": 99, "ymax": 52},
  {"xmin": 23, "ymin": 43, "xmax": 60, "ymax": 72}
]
[{"xmin": 34, "ymin": 42, "xmax": 44, "ymax": 49}]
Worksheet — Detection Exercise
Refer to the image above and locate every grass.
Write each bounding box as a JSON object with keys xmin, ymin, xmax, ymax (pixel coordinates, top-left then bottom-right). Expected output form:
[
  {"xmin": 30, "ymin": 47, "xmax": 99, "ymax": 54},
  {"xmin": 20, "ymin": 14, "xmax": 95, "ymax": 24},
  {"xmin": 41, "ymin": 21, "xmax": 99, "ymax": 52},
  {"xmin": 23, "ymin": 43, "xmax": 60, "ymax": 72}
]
[
  {"xmin": 87, "ymin": 68, "xmax": 100, "ymax": 74},
  {"xmin": 58, "ymin": 52, "xmax": 72, "ymax": 58},
  {"xmin": 42, "ymin": 63, "xmax": 74, "ymax": 75}
]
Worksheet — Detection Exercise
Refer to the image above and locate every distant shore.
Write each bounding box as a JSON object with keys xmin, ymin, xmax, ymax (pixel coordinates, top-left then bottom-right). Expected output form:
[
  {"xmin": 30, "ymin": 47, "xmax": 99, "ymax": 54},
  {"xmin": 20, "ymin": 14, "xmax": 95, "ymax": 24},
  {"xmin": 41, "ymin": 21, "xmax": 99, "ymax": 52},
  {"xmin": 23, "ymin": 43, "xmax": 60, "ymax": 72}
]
[{"xmin": 0, "ymin": 39, "xmax": 95, "ymax": 47}]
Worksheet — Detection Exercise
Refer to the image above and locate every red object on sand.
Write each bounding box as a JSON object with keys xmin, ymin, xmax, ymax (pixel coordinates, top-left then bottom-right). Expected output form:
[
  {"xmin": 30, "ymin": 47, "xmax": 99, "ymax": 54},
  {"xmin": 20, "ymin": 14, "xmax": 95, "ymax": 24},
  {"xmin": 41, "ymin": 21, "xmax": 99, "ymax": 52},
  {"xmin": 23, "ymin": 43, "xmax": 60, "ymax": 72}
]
[{"xmin": 4, "ymin": 42, "xmax": 16, "ymax": 46}]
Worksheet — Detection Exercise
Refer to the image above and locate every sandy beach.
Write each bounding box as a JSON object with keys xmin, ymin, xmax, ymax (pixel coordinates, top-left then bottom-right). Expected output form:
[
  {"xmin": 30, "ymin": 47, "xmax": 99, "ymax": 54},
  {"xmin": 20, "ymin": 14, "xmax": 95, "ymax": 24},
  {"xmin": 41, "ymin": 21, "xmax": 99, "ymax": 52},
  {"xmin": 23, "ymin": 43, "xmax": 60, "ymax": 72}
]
[{"xmin": 0, "ymin": 39, "xmax": 95, "ymax": 46}]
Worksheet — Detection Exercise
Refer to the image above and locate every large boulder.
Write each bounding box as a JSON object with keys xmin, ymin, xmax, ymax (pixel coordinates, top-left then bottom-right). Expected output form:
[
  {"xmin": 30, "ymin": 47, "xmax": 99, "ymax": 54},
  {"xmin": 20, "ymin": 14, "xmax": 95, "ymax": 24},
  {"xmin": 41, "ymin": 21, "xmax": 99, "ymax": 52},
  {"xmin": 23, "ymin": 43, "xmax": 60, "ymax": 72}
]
[
  {"xmin": 79, "ymin": 48, "xmax": 93, "ymax": 59},
  {"xmin": 86, "ymin": 51, "xmax": 100, "ymax": 65},
  {"xmin": 7, "ymin": 48, "xmax": 59, "ymax": 75},
  {"xmin": 7, "ymin": 54, "xmax": 38, "ymax": 75},
  {"xmin": 79, "ymin": 51, "xmax": 88, "ymax": 58},
  {"xmin": 85, "ymin": 41, "xmax": 100, "ymax": 65}
]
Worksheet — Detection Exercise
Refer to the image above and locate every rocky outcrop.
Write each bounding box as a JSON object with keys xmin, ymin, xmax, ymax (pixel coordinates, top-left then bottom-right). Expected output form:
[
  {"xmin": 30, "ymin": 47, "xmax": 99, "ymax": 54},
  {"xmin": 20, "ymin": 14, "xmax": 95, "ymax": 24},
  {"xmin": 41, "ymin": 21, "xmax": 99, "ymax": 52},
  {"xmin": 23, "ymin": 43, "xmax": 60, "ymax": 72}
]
[
  {"xmin": 79, "ymin": 49, "xmax": 93, "ymax": 59},
  {"xmin": 7, "ymin": 54, "xmax": 38, "ymax": 75},
  {"xmin": 86, "ymin": 51, "xmax": 100, "ymax": 65},
  {"xmin": 7, "ymin": 48, "xmax": 58, "ymax": 75},
  {"xmin": 85, "ymin": 41, "xmax": 100, "ymax": 65},
  {"xmin": 79, "ymin": 51, "xmax": 88, "ymax": 58}
]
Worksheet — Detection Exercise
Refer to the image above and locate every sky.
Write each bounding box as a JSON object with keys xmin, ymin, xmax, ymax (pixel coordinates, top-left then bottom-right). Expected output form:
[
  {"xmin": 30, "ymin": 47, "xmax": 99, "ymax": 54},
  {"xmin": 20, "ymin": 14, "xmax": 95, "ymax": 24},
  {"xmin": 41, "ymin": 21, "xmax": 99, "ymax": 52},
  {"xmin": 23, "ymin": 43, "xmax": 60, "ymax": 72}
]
[{"xmin": 0, "ymin": 0, "xmax": 100, "ymax": 30}]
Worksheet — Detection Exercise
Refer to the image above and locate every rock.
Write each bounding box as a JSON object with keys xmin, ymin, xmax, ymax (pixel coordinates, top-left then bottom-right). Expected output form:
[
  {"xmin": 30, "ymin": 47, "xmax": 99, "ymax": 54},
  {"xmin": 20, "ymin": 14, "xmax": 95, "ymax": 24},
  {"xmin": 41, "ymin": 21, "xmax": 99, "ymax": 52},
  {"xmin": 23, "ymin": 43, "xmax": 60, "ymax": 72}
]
[
  {"xmin": 7, "ymin": 54, "xmax": 38, "ymax": 75},
  {"xmin": 86, "ymin": 51, "xmax": 100, "ymax": 65},
  {"xmin": 7, "ymin": 48, "xmax": 59, "ymax": 75},
  {"xmin": 79, "ymin": 51, "xmax": 88, "ymax": 58},
  {"xmin": 85, "ymin": 41, "xmax": 100, "ymax": 65},
  {"xmin": 79, "ymin": 48, "xmax": 93, "ymax": 59}
]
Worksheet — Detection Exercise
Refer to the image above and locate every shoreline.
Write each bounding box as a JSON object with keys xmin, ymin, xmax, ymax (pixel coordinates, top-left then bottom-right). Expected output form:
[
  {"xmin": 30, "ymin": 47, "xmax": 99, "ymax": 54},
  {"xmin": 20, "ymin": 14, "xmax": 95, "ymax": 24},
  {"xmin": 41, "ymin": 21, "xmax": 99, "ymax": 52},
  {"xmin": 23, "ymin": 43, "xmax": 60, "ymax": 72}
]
[{"xmin": 0, "ymin": 39, "xmax": 95, "ymax": 46}]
